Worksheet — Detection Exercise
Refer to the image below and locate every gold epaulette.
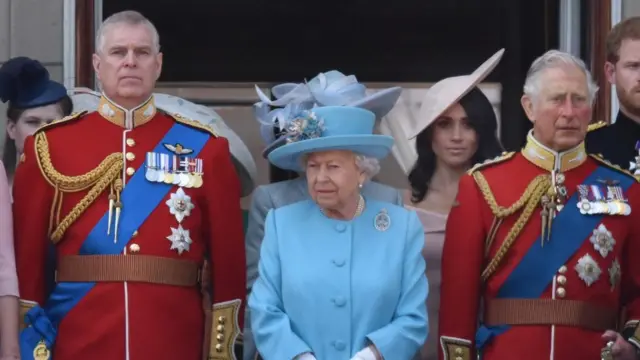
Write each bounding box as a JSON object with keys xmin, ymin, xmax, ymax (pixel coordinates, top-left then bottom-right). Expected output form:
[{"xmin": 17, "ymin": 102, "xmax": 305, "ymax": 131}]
[
  {"xmin": 587, "ymin": 120, "xmax": 608, "ymax": 132},
  {"xmin": 34, "ymin": 111, "xmax": 87, "ymax": 135},
  {"xmin": 468, "ymin": 151, "xmax": 516, "ymax": 175},
  {"xmin": 169, "ymin": 112, "xmax": 219, "ymax": 138},
  {"xmin": 590, "ymin": 154, "xmax": 640, "ymax": 182}
]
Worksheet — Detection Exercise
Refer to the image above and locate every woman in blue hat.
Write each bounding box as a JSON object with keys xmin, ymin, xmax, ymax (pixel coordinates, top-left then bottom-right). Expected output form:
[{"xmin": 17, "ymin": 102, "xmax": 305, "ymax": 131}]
[
  {"xmin": 249, "ymin": 105, "xmax": 428, "ymax": 360},
  {"xmin": 0, "ymin": 57, "xmax": 72, "ymax": 183}
]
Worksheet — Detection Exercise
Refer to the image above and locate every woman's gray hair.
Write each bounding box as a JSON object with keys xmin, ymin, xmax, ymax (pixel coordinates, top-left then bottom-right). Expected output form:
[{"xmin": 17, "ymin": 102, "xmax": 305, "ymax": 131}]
[
  {"xmin": 95, "ymin": 10, "xmax": 160, "ymax": 54},
  {"xmin": 523, "ymin": 50, "xmax": 599, "ymax": 105},
  {"xmin": 299, "ymin": 153, "xmax": 381, "ymax": 181},
  {"xmin": 355, "ymin": 155, "xmax": 381, "ymax": 181}
]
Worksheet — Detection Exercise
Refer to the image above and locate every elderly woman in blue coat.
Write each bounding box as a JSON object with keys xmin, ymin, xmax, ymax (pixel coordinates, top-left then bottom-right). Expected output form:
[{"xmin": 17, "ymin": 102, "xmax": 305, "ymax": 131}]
[{"xmin": 249, "ymin": 105, "xmax": 428, "ymax": 360}]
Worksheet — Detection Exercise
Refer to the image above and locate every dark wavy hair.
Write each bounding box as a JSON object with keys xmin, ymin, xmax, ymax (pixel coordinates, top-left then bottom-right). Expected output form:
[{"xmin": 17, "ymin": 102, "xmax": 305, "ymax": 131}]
[
  {"xmin": 3, "ymin": 95, "xmax": 73, "ymax": 179},
  {"xmin": 408, "ymin": 87, "xmax": 504, "ymax": 203}
]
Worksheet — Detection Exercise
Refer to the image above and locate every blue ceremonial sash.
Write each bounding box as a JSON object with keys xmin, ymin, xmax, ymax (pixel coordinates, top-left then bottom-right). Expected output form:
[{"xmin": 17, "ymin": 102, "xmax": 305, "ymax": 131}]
[
  {"xmin": 20, "ymin": 122, "xmax": 210, "ymax": 359},
  {"xmin": 476, "ymin": 165, "xmax": 635, "ymax": 349}
]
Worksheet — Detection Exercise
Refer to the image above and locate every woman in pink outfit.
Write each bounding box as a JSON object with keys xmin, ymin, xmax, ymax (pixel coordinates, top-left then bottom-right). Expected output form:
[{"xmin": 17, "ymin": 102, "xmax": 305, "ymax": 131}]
[
  {"xmin": 0, "ymin": 162, "xmax": 19, "ymax": 359},
  {"xmin": 391, "ymin": 50, "xmax": 505, "ymax": 359}
]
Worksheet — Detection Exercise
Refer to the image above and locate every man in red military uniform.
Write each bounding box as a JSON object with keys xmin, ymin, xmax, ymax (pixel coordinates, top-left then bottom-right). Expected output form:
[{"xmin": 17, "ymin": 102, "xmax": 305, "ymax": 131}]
[
  {"xmin": 14, "ymin": 10, "xmax": 245, "ymax": 360},
  {"xmin": 438, "ymin": 50, "xmax": 640, "ymax": 360}
]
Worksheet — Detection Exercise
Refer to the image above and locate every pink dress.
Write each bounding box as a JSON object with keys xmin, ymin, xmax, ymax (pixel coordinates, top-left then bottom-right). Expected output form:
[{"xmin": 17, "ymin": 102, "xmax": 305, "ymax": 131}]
[
  {"xmin": 0, "ymin": 162, "xmax": 18, "ymax": 297},
  {"xmin": 406, "ymin": 206, "xmax": 447, "ymax": 360}
]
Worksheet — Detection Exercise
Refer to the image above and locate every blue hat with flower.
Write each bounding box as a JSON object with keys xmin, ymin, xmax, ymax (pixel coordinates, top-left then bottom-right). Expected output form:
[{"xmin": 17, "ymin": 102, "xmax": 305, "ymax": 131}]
[
  {"xmin": 253, "ymin": 70, "xmax": 401, "ymax": 158},
  {"xmin": 267, "ymin": 106, "xmax": 394, "ymax": 172},
  {"xmin": 0, "ymin": 57, "xmax": 67, "ymax": 108}
]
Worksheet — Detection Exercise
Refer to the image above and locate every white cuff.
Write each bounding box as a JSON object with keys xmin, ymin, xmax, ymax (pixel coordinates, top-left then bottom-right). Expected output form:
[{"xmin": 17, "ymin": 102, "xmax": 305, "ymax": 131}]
[{"xmin": 353, "ymin": 347, "xmax": 377, "ymax": 360}]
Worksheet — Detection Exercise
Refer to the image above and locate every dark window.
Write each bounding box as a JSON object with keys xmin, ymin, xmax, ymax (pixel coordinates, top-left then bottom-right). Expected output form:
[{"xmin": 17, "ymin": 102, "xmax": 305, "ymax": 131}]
[{"xmin": 104, "ymin": 0, "xmax": 559, "ymax": 178}]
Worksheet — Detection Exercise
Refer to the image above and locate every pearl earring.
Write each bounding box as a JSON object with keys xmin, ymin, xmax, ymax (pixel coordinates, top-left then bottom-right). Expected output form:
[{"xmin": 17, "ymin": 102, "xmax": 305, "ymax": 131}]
[{"xmin": 358, "ymin": 183, "xmax": 363, "ymax": 189}]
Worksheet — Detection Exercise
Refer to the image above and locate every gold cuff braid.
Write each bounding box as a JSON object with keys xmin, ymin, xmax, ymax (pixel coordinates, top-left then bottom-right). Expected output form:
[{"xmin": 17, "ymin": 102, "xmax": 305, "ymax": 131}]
[
  {"xmin": 209, "ymin": 299, "xmax": 242, "ymax": 360},
  {"xmin": 625, "ymin": 320, "xmax": 640, "ymax": 348},
  {"xmin": 18, "ymin": 299, "xmax": 38, "ymax": 331},
  {"xmin": 440, "ymin": 336, "xmax": 472, "ymax": 360},
  {"xmin": 34, "ymin": 132, "xmax": 124, "ymax": 243},
  {"xmin": 472, "ymin": 172, "xmax": 552, "ymax": 281}
]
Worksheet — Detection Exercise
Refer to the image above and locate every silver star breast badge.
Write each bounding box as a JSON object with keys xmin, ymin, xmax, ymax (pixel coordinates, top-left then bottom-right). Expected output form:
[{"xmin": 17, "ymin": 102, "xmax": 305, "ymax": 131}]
[
  {"xmin": 166, "ymin": 188, "xmax": 195, "ymax": 223},
  {"xmin": 575, "ymin": 253, "xmax": 602, "ymax": 286},
  {"xmin": 608, "ymin": 258, "xmax": 621, "ymax": 291},
  {"xmin": 590, "ymin": 224, "xmax": 615, "ymax": 258},
  {"xmin": 166, "ymin": 225, "xmax": 192, "ymax": 255}
]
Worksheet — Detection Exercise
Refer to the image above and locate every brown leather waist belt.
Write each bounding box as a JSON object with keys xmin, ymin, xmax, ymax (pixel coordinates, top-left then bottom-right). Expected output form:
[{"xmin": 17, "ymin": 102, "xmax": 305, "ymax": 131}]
[
  {"xmin": 484, "ymin": 299, "xmax": 618, "ymax": 331},
  {"xmin": 56, "ymin": 255, "xmax": 201, "ymax": 287}
]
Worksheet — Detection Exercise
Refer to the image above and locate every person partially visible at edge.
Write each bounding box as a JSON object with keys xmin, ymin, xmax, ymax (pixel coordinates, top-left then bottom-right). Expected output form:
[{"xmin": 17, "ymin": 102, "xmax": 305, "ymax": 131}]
[
  {"xmin": 13, "ymin": 10, "xmax": 245, "ymax": 360},
  {"xmin": 587, "ymin": 16, "xmax": 640, "ymax": 175},
  {"xmin": 0, "ymin": 57, "xmax": 72, "ymax": 184},
  {"xmin": 0, "ymin": 163, "xmax": 19, "ymax": 360},
  {"xmin": 243, "ymin": 70, "xmax": 403, "ymax": 360},
  {"xmin": 394, "ymin": 49, "xmax": 505, "ymax": 360},
  {"xmin": 438, "ymin": 49, "xmax": 640, "ymax": 360},
  {"xmin": 249, "ymin": 105, "xmax": 427, "ymax": 360}
]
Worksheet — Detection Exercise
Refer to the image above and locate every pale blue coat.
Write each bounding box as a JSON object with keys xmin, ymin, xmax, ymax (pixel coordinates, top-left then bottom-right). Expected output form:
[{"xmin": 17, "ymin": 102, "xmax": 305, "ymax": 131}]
[{"xmin": 248, "ymin": 197, "xmax": 428, "ymax": 360}]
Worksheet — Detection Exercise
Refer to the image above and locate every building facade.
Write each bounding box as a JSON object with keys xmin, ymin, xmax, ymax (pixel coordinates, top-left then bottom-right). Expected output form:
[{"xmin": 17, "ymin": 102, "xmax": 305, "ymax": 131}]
[{"xmin": 0, "ymin": 0, "xmax": 639, "ymax": 197}]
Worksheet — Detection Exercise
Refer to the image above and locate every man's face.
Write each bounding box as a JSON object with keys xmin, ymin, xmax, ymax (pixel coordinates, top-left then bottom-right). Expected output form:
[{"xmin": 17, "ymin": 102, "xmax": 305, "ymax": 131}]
[
  {"xmin": 606, "ymin": 39, "xmax": 640, "ymax": 118},
  {"xmin": 521, "ymin": 65, "xmax": 593, "ymax": 152},
  {"xmin": 92, "ymin": 23, "xmax": 162, "ymax": 105}
]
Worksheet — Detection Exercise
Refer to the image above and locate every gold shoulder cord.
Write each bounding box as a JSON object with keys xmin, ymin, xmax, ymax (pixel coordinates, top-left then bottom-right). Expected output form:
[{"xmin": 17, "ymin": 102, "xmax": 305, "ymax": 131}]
[
  {"xmin": 171, "ymin": 113, "xmax": 219, "ymax": 137},
  {"xmin": 35, "ymin": 132, "xmax": 124, "ymax": 243},
  {"xmin": 589, "ymin": 154, "xmax": 640, "ymax": 182},
  {"xmin": 473, "ymin": 171, "xmax": 552, "ymax": 281}
]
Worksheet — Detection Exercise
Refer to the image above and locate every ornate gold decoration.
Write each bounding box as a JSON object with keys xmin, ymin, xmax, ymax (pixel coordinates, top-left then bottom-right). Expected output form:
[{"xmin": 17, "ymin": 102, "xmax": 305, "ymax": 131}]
[
  {"xmin": 34, "ymin": 112, "xmax": 86, "ymax": 135},
  {"xmin": 474, "ymin": 172, "xmax": 552, "ymax": 281},
  {"xmin": 587, "ymin": 120, "xmax": 608, "ymax": 132},
  {"xmin": 34, "ymin": 132, "xmax": 124, "ymax": 243},
  {"xmin": 468, "ymin": 151, "xmax": 516, "ymax": 175},
  {"xmin": 98, "ymin": 96, "xmax": 156, "ymax": 128},
  {"xmin": 590, "ymin": 154, "xmax": 640, "ymax": 183},
  {"xmin": 170, "ymin": 112, "xmax": 219, "ymax": 138},
  {"xmin": 209, "ymin": 299, "xmax": 242, "ymax": 360},
  {"xmin": 33, "ymin": 340, "xmax": 50, "ymax": 360}
]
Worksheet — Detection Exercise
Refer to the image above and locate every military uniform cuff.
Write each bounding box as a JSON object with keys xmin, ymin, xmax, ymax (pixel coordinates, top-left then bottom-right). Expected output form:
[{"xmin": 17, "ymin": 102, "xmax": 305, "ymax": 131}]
[
  {"xmin": 440, "ymin": 336, "xmax": 472, "ymax": 360},
  {"xmin": 209, "ymin": 299, "xmax": 242, "ymax": 360},
  {"xmin": 624, "ymin": 320, "xmax": 640, "ymax": 349},
  {"xmin": 18, "ymin": 299, "xmax": 38, "ymax": 330}
]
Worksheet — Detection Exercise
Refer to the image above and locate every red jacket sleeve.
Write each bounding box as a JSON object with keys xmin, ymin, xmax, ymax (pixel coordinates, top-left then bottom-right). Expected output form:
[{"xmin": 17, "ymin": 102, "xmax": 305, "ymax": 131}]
[
  {"xmin": 438, "ymin": 174, "xmax": 487, "ymax": 360},
  {"xmin": 621, "ymin": 183, "xmax": 640, "ymax": 346},
  {"xmin": 203, "ymin": 137, "xmax": 246, "ymax": 335},
  {"xmin": 13, "ymin": 135, "xmax": 54, "ymax": 309}
]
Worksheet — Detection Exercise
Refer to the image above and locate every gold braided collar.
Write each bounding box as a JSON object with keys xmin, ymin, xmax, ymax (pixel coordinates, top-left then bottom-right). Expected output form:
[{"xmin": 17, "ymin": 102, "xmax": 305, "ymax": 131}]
[
  {"xmin": 521, "ymin": 130, "xmax": 587, "ymax": 172},
  {"xmin": 97, "ymin": 94, "xmax": 156, "ymax": 129}
]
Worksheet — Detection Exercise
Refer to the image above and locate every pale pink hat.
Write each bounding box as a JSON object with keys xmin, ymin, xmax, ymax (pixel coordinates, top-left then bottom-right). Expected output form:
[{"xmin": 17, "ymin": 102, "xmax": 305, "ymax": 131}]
[{"xmin": 407, "ymin": 49, "xmax": 505, "ymax": 139}]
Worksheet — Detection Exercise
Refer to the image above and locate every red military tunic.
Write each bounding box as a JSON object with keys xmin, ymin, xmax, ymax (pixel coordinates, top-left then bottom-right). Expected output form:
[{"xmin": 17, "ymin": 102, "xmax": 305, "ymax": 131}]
[
  {"xmin": 438, "ymin": 132, "xmax": 640, "ymax": 360},
  {"xmin": 13, "ymin": 95, "xmax": 245, "ymax": 360}
]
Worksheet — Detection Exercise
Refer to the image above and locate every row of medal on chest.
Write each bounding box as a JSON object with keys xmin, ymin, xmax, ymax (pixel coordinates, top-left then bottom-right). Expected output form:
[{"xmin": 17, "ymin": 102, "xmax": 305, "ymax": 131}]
[{"xmin": 144, "ymin": 151, "xmax": 203, "ymax": 188}]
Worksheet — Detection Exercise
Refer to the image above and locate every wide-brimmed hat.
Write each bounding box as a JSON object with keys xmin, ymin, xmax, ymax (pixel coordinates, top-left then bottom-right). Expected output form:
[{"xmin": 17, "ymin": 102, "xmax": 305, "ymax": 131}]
[
  {"xmin": 268, "ymin": 106, "xmax": 393, "ymax": 172},
  {"xmin": 254, "ymin": 70, "xmax": 402, "ymax": 158},
  {"xmin": 0, "ymin": 57, "xmax": 68, "ymax": 108},
  {"xmin": 68, "ymin": 88, "xmax": 258, "ymax": 197},
  {"xmin": 407, "ymin": 49, "xmax": 505, "ymax": 139}
]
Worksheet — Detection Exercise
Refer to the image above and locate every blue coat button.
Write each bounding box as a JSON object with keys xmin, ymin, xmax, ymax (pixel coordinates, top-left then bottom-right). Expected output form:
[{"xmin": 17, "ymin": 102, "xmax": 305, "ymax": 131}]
[{"xmin": 333, "ymin": 296, "xmax": 346, "ymax": 307}]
